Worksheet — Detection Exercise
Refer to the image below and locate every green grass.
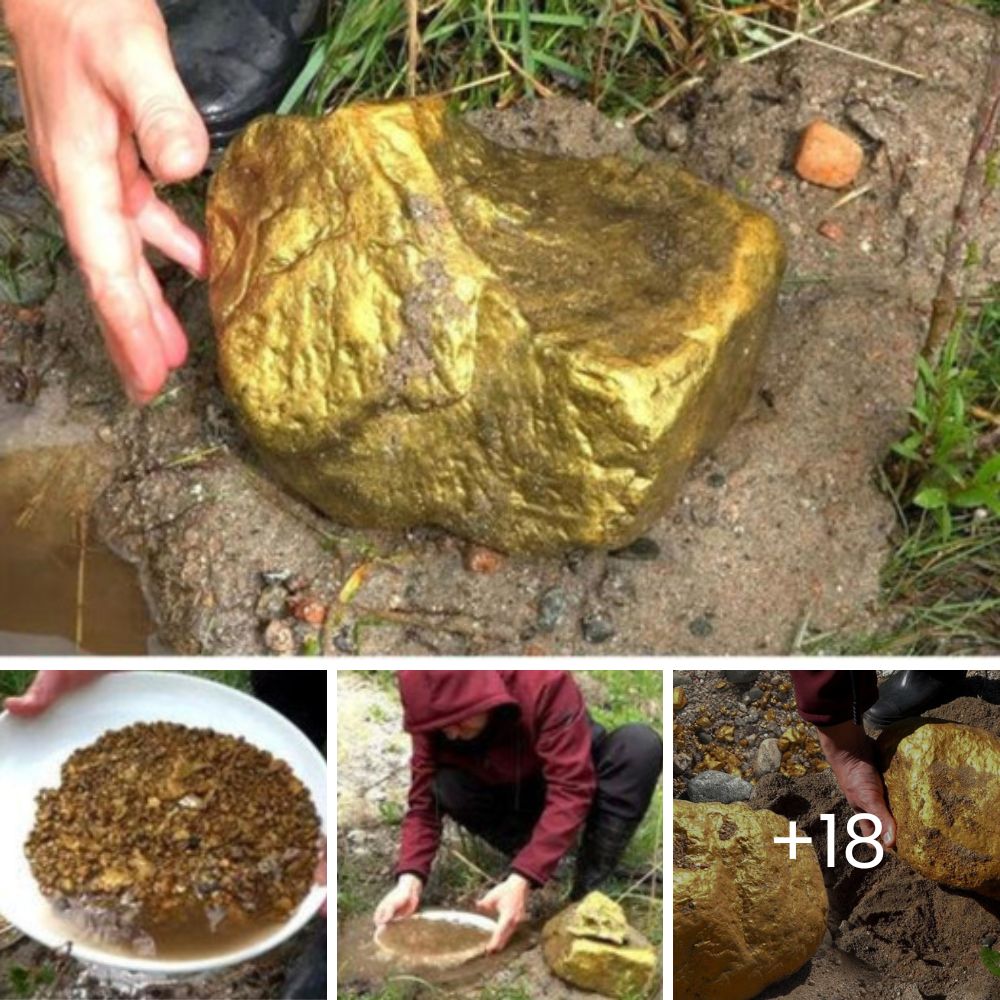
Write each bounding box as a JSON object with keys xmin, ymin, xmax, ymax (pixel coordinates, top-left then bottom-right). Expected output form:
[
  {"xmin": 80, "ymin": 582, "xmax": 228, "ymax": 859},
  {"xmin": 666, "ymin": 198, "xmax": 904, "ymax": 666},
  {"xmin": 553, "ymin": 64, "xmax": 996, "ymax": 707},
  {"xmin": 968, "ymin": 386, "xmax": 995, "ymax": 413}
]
[
  {"xmin": 802, "ymin": 301, "xmax": 1000, "ymax": 654},
  {"xmin": 281, "ymin": 0, "xmax": 837, "ymax": 123},
  {"xmin": 0, "ymin": 670, "xmax": 253, "ymax": 699}
]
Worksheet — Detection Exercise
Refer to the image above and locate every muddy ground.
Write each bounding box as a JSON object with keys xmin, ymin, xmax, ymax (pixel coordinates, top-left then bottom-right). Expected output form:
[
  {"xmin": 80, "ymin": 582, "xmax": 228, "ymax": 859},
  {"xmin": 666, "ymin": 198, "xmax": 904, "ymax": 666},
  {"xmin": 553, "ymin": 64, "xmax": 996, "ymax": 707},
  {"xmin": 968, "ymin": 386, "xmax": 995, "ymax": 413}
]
[
  {"xmin": 672, "ymin": 669, "xmax": 1000, "ymax": 1000},
  {"xmin": 0, "ymin": 920, "xmax": 323, "ymax": 1000},
  {"xmin": 1, "ymin": 1, "xmax": 998, "ymax": 654},
  {"xmin": 336, "ymin": 670, "xmax": 663, "ymax": 999}
]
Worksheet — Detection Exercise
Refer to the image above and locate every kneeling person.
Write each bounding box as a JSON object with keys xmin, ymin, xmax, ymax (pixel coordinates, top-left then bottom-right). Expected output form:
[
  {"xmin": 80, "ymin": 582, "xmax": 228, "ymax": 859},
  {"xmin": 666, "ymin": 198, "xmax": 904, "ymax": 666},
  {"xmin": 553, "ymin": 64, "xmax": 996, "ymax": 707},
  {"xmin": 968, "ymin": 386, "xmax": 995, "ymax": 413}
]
[{"xmin": 373, "ymin": 670, "xmax": 662, "ymax": 953}]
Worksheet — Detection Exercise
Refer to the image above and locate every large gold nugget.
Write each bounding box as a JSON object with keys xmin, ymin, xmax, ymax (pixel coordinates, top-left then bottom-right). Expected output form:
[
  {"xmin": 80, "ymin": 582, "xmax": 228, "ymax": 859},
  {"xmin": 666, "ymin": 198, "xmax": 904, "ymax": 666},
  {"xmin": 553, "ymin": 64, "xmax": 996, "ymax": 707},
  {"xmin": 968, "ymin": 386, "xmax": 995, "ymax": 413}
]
[
  {"xmin": 208, "ymin": 98, "xmax": 785, "ymax": 553},
  {"xmin": 879, "ymin": 719, "xmax": 1000, "ymax": 899},
  {"xmin": 674, "ymin": 801, "xmax": 827, "ymax": 1000}
]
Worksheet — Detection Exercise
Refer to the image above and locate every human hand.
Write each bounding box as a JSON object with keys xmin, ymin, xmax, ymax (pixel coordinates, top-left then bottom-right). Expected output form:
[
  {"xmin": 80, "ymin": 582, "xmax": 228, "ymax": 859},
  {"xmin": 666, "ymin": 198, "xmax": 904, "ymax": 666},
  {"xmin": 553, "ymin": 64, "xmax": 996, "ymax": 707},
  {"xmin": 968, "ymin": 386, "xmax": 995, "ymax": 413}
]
[
  {"xmin": 3, "ymin": 670, "xmax": 114, "ymax": 717},
  {"xmin": 476, "ymin": 873, "xmax": 530, "ymax": 953},
  {"xmin": 373, "ymin": 873, "xmax": 423, "ymax": 928},
  {"xmin": 4, "ymin": 0, "xmax": 210, "ymax": 404},
  {"xmin": 816, "ymin": 720, "xmax": 896, "ymax": 847}
]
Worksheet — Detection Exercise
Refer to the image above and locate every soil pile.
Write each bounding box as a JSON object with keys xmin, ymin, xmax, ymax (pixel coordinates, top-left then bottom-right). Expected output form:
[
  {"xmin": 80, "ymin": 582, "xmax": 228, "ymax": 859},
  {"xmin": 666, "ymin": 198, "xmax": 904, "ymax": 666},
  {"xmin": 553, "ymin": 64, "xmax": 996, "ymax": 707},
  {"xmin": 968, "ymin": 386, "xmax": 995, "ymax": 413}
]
[
  {"xmin": 26, "ymin": 722, "xmax": 321, "ymax": 958},
  {"xmin": 750, "ymin": 696, "xmax": 1000, "ymax": 1000}
]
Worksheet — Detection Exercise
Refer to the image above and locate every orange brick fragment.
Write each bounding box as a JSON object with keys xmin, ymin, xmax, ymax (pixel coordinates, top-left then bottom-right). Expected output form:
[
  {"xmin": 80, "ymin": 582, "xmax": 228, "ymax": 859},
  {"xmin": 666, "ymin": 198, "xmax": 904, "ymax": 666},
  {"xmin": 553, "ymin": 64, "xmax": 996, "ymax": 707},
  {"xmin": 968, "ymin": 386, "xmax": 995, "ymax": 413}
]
[{"xmin": 794, "ymin": 120, "xmax": 863, "ymax": 189}]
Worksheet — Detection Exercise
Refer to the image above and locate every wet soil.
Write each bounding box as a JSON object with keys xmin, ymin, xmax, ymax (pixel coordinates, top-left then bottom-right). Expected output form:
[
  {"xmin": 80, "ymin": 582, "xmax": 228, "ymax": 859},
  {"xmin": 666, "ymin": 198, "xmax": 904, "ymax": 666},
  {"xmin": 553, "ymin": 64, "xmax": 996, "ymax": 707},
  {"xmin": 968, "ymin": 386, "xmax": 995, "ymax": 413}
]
[{"xmin": 1, "ymin": 1, "xmax": 997, "ymax": 654}]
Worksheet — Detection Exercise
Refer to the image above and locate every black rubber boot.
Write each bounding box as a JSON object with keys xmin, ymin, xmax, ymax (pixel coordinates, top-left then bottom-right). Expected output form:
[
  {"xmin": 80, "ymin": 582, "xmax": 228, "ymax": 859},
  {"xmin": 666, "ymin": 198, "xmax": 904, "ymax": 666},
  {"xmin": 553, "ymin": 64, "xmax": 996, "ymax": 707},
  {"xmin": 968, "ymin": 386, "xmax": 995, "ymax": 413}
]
[
  {"xmin": 863, "ymin": 670, "xmax": 969, "ymax": 730},
  {"xmin": 280, "ymin": 923, "xmax": 326, "ymax": 1000},
  {"xmin": 570, "ymin": 814, "xmax": 641, "ymax": 901},
  {"xmin": 158, "ymin": 0, "xmax": 327, "ymax": 149}
]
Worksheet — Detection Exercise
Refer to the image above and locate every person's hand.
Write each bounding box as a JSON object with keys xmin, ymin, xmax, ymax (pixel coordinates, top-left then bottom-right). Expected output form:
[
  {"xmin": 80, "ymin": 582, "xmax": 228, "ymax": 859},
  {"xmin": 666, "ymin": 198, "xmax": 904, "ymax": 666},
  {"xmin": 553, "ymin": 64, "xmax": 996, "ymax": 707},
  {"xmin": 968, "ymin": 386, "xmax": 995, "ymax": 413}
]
[
  {"xmin": 816, "ymin": 720, "xmax": 896, "ymax": 848},
  {"xmin": 4, "ymin": 0, "xmax": 210, "ymax": 404},
  {"xmin": 3, "ymin": 670, "xmax": 114, "ymax": 717},
  {"xmin": 374, "ymin": 874, "xmax": 423, "ymax": 928},
  {"xmin": 316, "ymin": 839, "xmax": 327, "ymax": 917},
  {"xmin": 476, "ymin": 873, "xmax": 530, "ymax": 953}
]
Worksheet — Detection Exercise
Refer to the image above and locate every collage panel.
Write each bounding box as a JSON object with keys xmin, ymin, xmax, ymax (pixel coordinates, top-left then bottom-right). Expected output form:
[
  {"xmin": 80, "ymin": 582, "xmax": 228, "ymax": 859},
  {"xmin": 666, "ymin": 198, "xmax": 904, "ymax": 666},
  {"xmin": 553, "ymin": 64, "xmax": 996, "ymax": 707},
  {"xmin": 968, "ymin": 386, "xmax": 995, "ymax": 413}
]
[
  {"xmin": 672, "ymin": 668, "xmax": 1000, "ymax": 1000},
  {"xmin": 337, "ymin": 668, "xmax": 665, "ymax": 1000},
  {"xmin": 0, "ymin": 668, "xmax": 328, "ymax": 999}
]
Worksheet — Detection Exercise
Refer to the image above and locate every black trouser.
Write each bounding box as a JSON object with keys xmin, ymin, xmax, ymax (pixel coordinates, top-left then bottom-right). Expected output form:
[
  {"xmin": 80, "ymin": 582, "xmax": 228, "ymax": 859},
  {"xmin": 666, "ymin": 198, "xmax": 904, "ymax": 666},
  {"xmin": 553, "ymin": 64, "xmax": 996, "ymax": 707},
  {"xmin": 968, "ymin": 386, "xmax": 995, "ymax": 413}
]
[
  {"xmin": 431, "ymin": 722, "xmax": 663, "ymax": 863},
  {"xmin": 251, "ymin": 670, "xmax": 326, "ymax": 753}
]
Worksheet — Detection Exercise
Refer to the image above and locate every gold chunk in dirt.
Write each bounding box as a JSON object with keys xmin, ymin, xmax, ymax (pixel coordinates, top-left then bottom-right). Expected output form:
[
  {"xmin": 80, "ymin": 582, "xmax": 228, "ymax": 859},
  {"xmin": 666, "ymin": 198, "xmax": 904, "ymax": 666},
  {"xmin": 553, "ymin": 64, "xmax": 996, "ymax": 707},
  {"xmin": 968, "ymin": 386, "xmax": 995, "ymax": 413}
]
[
  {"xmin": 879, "ymin": 719, "xmax": 1000, "ymax": 899},
  {"xmin": 207, "ymin": 97, "xmax": 785, "ymax": 554},
  {"xmin": 543, "ymin": 892, "xmax": 657, "ymax": 998},
  {"xmin": 25, "ymin": 722, "xmax": 322, "ymax": 947},
  {"xmin": 673, "ymin": 688, "xmax": 688, "ymax": 710},
  {"xmin": 674, "ymin": 801, "xmax": 827, "ymax": 1000}
]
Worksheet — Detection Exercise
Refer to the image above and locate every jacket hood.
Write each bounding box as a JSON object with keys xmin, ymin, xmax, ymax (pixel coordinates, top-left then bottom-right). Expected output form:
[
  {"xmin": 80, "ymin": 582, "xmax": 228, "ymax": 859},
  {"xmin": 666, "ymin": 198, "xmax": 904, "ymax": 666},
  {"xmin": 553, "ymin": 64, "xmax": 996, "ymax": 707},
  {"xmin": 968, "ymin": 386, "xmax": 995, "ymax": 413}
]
[{"xmin": 398, "ymin": 671, "xmax": 517, "ymax": 734}]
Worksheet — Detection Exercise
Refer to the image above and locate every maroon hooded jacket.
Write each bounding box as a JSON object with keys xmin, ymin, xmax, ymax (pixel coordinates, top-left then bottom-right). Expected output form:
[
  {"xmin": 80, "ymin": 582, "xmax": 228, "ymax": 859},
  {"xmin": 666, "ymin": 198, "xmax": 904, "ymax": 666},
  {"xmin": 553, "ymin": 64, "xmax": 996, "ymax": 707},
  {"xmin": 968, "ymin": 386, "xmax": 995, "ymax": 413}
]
[
  {"xmin": 791, "ymin": 670, "xmax": 878, "ymax": 726},
  {"xmin": 394, "ymin": 670, "xmax": 597, "ymax": 887}
]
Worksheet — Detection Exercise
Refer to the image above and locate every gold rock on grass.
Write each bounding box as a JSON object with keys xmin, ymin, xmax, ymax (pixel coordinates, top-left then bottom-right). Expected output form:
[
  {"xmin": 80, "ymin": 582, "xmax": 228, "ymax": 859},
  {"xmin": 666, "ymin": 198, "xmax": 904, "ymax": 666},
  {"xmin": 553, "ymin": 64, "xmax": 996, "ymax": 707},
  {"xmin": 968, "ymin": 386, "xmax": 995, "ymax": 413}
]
[
  {"xmin": 674, "ymin": 801, "xmax": 827, "ymax": 1000},
  {"xmin": 207, "ymin": 98, "xmax": 785, "ymax": 552},
  {"xmin": 879, "ymin": 719, "xmax": 1000, "ymax": 899},
  {"xmin": 542, "ymin": 892, "xmax": 657, "ymax": 998}
]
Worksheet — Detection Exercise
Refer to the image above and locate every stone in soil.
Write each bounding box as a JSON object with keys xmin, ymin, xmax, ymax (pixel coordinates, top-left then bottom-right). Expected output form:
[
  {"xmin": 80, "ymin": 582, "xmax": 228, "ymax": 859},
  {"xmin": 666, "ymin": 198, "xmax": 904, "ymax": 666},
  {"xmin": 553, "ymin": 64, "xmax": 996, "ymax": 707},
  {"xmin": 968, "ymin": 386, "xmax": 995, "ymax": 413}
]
[
  {"xmin": 208, "ymin": 97, "xmax": 784, "ymax": 554},
  {"xmin": 686, "ymin": 769, "xmax": 753, "ymax": 803},
  {"xmin": 878, "ymin": 717, "xmax": 1000, "ymax": 898}
]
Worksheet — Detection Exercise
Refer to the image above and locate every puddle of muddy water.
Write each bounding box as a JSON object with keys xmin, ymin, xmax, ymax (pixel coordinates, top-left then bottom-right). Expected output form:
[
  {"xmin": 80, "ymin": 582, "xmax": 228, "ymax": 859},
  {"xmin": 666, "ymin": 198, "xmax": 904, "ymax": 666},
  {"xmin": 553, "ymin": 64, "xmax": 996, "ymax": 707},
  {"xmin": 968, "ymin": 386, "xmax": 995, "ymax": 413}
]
[
  {"xmin": 0, "ymin": 446, "xmax": 154, "ymax": 654},
  {"xmin": 339, "ymin": 912, "xmax": 537, "ymax": 992}
]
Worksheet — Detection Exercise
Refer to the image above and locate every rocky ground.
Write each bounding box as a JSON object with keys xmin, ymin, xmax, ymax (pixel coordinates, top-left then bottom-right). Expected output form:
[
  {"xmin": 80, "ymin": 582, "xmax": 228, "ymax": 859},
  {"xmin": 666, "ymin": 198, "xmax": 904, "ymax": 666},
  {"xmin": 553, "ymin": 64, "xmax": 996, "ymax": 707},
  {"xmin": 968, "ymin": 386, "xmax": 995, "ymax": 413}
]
[
  {"xmin": 337, "ymin": 670, "xmax": 663, "ymax": 1000},
  {"xmin": 1, "ymin": 0, "xmax": 998, "ymax": 654},
  {"xmin": 672, "ymin": 669, "xmax": 1000, "ymax": 1000}
]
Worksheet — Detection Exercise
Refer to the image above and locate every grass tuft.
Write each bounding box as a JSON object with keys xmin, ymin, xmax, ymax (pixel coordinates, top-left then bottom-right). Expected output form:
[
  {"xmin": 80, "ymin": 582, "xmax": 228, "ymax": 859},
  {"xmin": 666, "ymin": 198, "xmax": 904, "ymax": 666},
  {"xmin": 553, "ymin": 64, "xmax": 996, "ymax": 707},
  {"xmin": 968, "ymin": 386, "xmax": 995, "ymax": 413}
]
[
  {"xmin": 802, "ymin": 298, "xmax": 1000, "ymax": 654},
  {"xmin": 282, "ymin": 0, "xmax": 859, "ymax": 123}
]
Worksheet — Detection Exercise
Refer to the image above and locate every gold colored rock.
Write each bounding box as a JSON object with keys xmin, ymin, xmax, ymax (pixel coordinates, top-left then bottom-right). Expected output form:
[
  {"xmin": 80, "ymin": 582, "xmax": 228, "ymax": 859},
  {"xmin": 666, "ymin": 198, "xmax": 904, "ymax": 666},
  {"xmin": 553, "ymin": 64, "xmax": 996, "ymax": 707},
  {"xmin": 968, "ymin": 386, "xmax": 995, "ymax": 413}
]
[
  {"xmin": 879, "ymin": 718, "xmax": 1000, "ymax": 899},
  {"xmin": 208, "ymin": 98, "xmax": 785, "ymax": 552},
  {"xmin": 674, "ymin": 801, "xmax": 827, "ymax": 1000},
  {"xmin": 674, "ymin": 688, "xmax": 688, "ymax": 710},
  {"xmin": 542, "ymin": 892, "xmax": 657, "ymax": 998}
]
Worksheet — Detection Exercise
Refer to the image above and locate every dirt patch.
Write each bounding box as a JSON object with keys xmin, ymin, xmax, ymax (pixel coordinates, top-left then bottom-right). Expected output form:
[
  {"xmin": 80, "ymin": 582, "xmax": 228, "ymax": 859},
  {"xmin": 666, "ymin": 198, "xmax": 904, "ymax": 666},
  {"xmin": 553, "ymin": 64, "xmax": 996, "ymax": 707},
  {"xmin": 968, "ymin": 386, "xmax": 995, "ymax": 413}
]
[
  {"xmin": 747, "ymin": 695, "xmax": 1000, "ymax": 1000},
  {"xmin": 2, "ymin": 2, "xmax": 997, "ymax": 654}
]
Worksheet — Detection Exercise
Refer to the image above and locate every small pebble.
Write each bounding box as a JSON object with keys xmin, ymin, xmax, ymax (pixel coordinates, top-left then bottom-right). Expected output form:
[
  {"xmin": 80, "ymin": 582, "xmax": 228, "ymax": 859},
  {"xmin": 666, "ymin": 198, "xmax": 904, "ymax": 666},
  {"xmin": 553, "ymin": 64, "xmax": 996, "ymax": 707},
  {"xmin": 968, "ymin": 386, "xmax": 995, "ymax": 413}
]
[
  {"xmin": 687, "ymin": 770, "xmax": 753, "ymax": 804},
  {"xmin": 755, "ymin": 737, "xmax": 783, "ymax": 776},
  {"xmin": 263, "ymin": 619, "xmax": 296, "ymax": 656},
  {"xmin": 464, "ymin": 544, "xmax": 504, "ymax": 574},
  {"xmin": 536, "ymin": 587, "xmax": 567, "ymax": 632},
  {"xmin": 581, "ymin": 612, "xmax": 616, "ymax": 644},
  {"xmin": 722, "ymin": 670, "xmax": 759, "ymax": 687},
  {"xmin": 609, "ymin": 536, "xmax": 661, "ymax": 561},
  {"xmin": 689, "ymin": 615, "xmax": 714, "ymax": 638},
  {"xmin": 794, "ymin": 119, "xmax": 863, "ymax": 189},
  {"xmin": 255, "ymin": 585, "xmax": 288, "ymax": 622},
  {"xmin": 817, "ymin": 218, "xmax": 845, "ymax": 242}
]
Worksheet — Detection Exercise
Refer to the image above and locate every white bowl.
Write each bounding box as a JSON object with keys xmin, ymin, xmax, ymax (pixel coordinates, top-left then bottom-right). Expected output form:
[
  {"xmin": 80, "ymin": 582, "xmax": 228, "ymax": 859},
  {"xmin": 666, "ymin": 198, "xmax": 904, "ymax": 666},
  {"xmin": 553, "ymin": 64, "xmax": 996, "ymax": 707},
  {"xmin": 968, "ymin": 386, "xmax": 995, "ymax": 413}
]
[
  {"xmin": 374, "ymin": 909, "xmax": 498, "ymax": 968},
  {"xmin": 0, "ymin": 670, "xmax": 327, "ymax": 974}
]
